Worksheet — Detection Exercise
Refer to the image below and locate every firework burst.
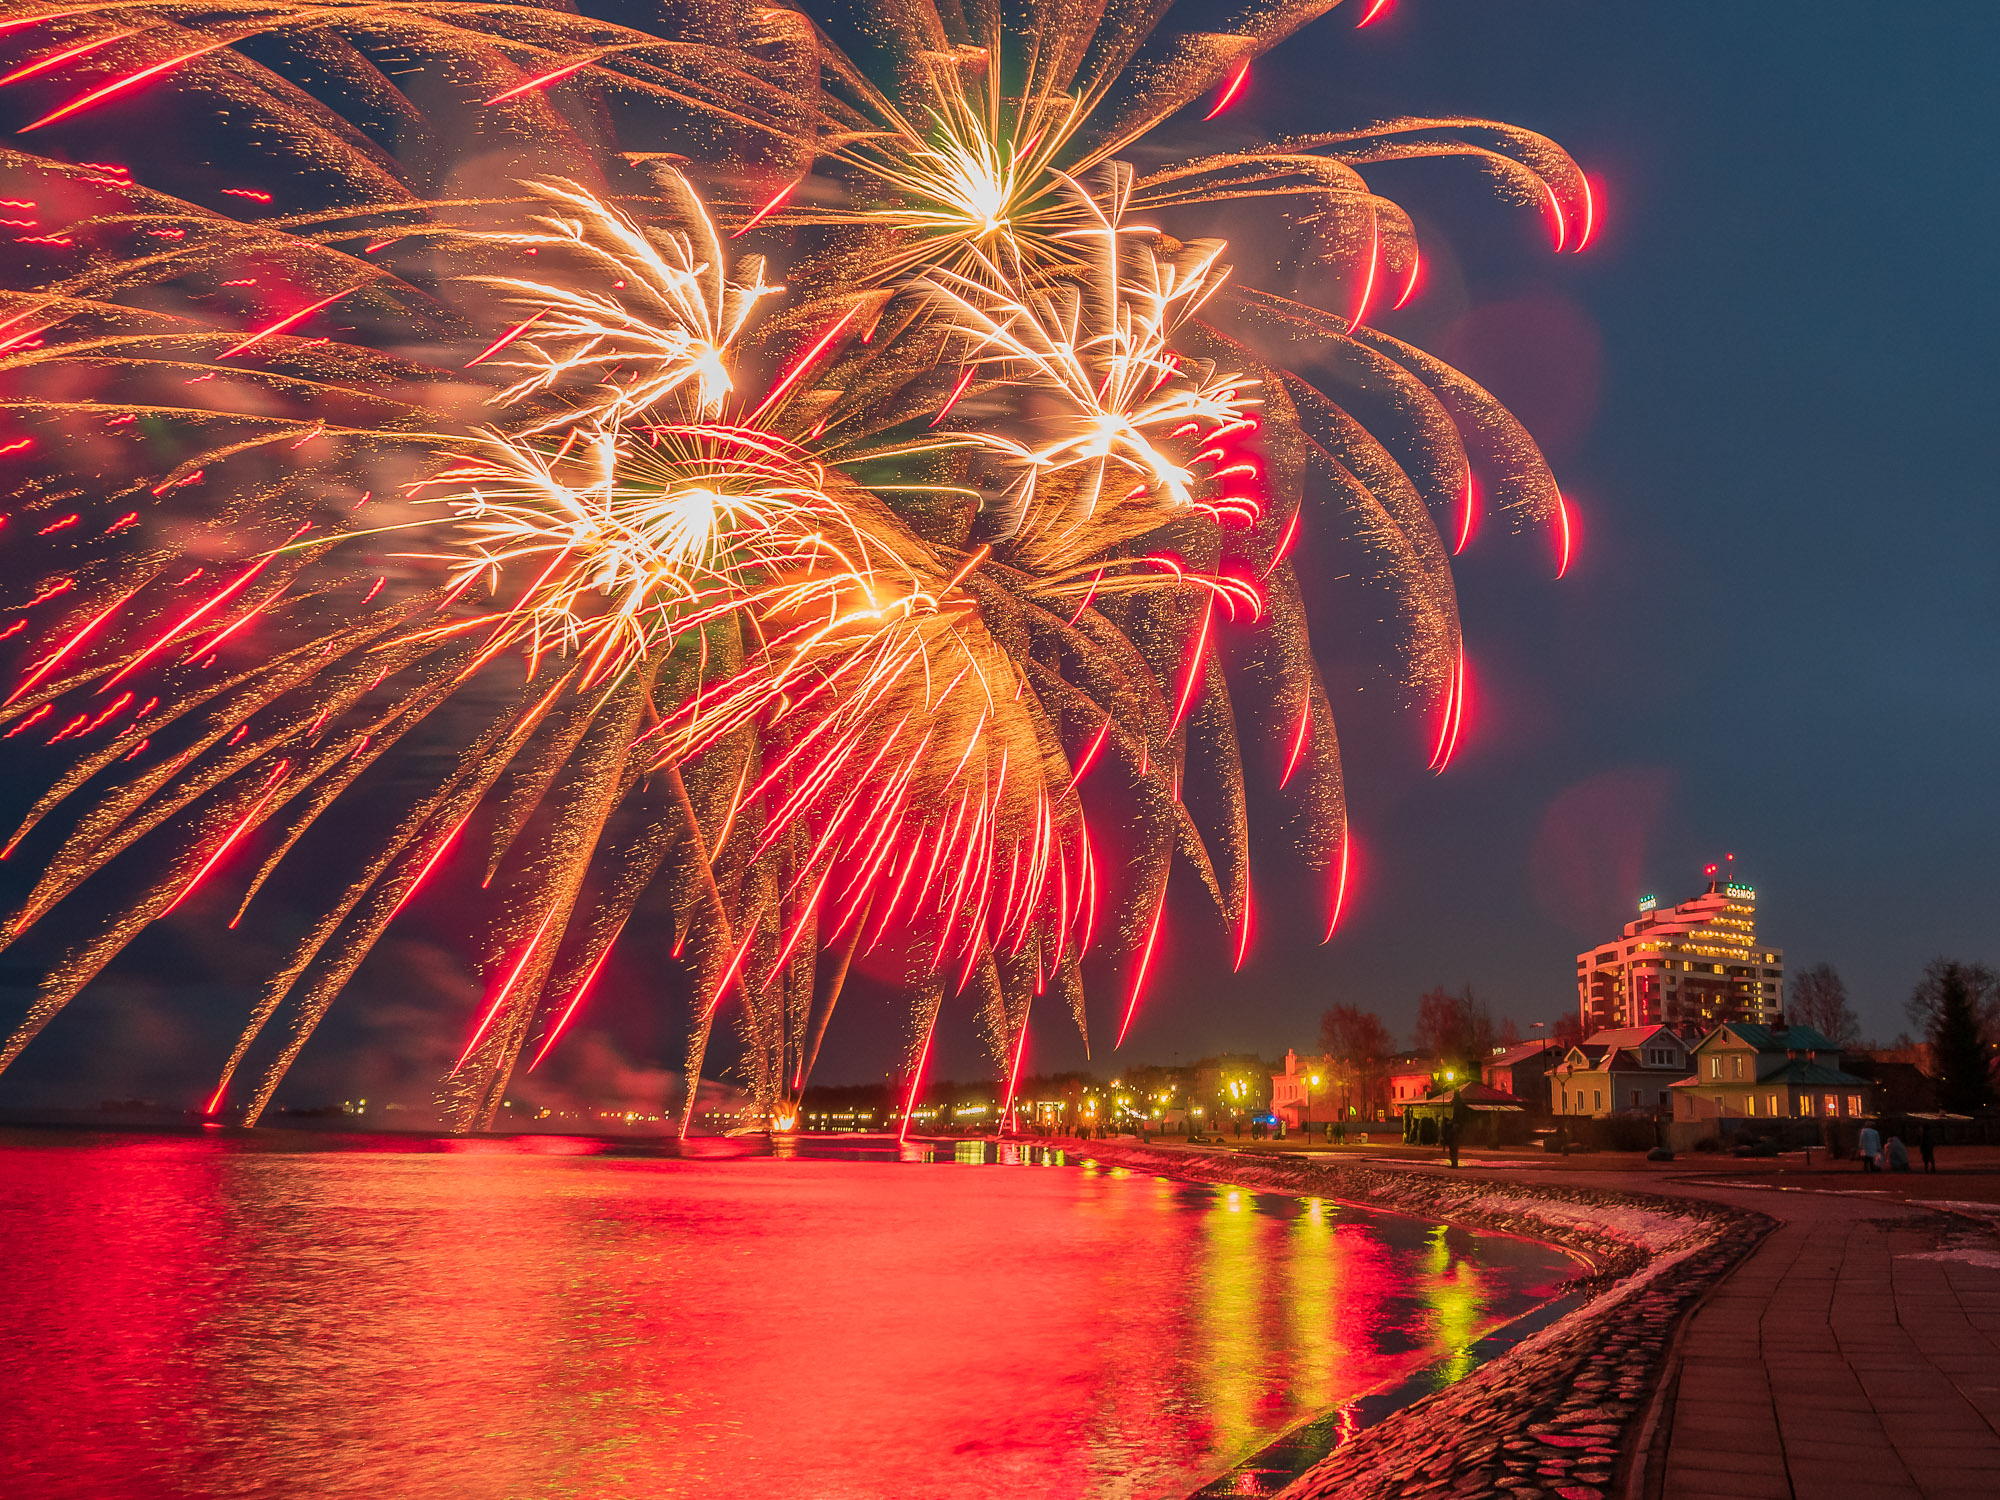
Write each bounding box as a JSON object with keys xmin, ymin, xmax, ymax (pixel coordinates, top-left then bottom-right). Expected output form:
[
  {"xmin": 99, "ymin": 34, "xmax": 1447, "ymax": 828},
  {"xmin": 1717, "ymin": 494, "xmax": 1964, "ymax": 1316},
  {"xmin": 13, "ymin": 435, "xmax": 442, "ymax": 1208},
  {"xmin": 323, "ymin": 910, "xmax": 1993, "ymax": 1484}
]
[{"xmin": 0, "ymin": 0, "xmax": 1590, "ymax": 1132}]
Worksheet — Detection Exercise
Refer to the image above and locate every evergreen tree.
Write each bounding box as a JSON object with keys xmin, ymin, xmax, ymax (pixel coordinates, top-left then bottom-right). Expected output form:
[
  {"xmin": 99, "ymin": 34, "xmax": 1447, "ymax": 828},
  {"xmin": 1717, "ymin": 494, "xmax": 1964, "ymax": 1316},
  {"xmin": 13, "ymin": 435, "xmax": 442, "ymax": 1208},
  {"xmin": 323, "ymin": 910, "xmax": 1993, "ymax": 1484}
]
[{"xmin": 1907, "ymin": 958, "xmax": 1997, "ymax": 1113}]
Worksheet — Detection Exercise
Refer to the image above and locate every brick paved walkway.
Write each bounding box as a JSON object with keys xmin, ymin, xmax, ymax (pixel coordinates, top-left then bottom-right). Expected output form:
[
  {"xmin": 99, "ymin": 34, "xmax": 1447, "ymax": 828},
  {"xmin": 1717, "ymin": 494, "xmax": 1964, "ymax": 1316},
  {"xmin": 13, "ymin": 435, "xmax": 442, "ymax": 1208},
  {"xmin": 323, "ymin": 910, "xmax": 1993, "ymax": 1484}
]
[{"xmin": 1653, "ymin": 1187, "xmax": 2000, "ymax": 1500}]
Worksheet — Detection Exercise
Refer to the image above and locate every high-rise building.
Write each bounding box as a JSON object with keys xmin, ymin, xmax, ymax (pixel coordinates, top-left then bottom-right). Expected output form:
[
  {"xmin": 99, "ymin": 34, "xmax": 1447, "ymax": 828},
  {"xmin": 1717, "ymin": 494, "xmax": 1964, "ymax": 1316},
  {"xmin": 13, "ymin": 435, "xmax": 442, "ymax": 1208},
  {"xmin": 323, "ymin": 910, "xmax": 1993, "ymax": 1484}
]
[{"xmin": 1576, "ymin": 875, "xmax": 1783, "ymax": 1034}]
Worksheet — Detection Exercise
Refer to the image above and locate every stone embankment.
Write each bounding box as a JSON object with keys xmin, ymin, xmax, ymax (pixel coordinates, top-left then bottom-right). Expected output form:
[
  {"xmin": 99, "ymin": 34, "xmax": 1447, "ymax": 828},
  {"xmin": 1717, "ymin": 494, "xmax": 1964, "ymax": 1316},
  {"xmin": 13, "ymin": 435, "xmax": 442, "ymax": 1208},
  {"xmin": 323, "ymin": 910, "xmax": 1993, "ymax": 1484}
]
[{"xmin": 1069, "ymin": 1143, "xmax": 1771, "ymax": 1500}]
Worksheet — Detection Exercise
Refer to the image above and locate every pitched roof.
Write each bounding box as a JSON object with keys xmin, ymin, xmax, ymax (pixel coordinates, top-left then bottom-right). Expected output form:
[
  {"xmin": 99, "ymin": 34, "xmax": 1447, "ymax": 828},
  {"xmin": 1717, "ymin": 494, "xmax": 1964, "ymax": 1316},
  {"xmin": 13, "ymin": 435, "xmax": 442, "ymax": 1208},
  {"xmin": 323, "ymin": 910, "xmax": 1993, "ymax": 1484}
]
[
  {"xmin": 1755, "ymin": 1058, "xmax": 1872, "ymax": 1088},
  {"xmin": 1581, "ymin": 1024, "xmax": 1677, "ymax": 1050},
  {"xmin": 1604, "ymin": 1047, "xmax": 1689, "ymax": 1074},
  {"xmin": 1415, "ymin": 1081, "xmax": 1525, "ymax": 1110},
  {"xmin": 1486, "ymin": 1040, "xmax": 1557, "ymax": 1068},
  {"xmin": 1705, "ymin": 1023, "xmax": 1841, "ymax": 1053}
]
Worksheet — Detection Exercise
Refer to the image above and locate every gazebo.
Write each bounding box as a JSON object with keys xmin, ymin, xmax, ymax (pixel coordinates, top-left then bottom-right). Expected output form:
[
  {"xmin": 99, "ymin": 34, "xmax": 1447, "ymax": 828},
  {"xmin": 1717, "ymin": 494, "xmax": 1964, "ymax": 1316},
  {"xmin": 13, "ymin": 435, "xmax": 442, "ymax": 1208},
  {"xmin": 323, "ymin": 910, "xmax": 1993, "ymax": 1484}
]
[{"xmin": 1402, "ymin": 1082, "xmax": 1527, "ymax": 1146}]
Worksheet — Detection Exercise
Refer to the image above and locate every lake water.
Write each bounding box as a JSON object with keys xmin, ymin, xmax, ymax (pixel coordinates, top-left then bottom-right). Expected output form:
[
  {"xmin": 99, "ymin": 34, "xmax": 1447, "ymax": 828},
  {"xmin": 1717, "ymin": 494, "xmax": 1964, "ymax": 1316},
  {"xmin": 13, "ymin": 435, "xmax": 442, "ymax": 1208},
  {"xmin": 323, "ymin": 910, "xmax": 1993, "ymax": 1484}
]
[{"xmin": 0, "ymin": 1130, "xmax": 1573, "ymax": 1499}]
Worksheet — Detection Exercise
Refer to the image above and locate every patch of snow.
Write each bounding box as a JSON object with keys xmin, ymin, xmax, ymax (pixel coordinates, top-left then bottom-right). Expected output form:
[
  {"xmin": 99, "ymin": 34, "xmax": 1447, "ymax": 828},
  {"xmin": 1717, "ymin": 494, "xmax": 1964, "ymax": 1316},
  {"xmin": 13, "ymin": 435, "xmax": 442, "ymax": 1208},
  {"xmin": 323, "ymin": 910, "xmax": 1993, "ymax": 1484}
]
[
  {"xmin": 1899, "ymin": 1249, "xmax": 2000, "ymax": 1272},
  {"xmin": 1912, "ymin": 1199, "xmax": 2000, "ymax": 1218}
]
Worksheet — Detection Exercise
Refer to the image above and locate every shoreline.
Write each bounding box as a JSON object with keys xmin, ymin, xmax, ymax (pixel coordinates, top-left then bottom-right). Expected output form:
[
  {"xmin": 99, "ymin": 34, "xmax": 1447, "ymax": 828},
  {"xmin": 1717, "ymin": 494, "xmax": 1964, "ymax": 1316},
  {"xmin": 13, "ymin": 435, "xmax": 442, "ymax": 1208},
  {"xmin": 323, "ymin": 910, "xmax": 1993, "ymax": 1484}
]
[{"xmin": 1066, "ymin": 1141, "xmax": 1774, "ymax": 1500}]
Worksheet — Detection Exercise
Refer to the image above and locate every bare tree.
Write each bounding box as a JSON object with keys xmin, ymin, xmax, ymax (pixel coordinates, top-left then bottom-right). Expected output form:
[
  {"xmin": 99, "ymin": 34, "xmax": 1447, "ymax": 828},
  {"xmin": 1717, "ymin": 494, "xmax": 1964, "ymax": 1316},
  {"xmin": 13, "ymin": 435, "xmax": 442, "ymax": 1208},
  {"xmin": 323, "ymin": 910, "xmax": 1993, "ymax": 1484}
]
[
  {"xmin": 1319, "ymin": 1004, "xmax": 1392, "ymax": 1120},
  {"xmin": 1414, "ymin": 985, "xmax": 1496, "ymax": 1070},
  {"xmin": 1787, "ymin": 962, "xmax": 1860, "ymax": 1047}
]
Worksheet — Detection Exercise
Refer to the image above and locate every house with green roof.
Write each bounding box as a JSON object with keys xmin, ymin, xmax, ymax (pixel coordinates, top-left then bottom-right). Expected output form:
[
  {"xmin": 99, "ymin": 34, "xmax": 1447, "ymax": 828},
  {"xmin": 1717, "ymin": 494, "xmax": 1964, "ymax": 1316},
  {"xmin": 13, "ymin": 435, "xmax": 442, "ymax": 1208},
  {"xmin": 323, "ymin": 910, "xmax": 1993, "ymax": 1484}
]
[{"xmin": 1670, "ymin": 1022, "xmax": 1878, "ymax": 1125}]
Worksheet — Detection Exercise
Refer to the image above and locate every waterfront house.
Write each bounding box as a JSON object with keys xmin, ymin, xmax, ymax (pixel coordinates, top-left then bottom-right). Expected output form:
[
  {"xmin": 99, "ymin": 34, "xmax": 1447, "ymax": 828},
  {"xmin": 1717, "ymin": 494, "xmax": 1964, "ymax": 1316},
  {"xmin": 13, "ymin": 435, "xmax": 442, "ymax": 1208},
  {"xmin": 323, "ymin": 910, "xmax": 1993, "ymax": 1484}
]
[
  {"xmin": 1482, "ymin": 1039, "xmax": 1560, "ymax": 1111},
  {"xmin": 1549, "ymin": 1025, "xmax": 1693, "ymax": 1118},
  {"xmin": 1270, "ymin": 1049, "xmax": 1334, "ymax": 1130},
  {"xmin": 1386, "ymin": 1053, "xmax": 1438, "ymax": 1119},
  {"xmin": 1669, "ymin": 1022, "xmax": 1878, "ymax": 1123}
]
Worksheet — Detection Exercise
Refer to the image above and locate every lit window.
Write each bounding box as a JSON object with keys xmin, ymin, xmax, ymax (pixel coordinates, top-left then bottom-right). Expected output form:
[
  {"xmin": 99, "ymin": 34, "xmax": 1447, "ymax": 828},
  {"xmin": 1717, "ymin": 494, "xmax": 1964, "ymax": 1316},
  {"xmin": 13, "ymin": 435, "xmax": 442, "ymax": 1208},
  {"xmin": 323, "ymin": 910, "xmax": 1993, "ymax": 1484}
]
[
  {"xmin": 1823, "ymin": 1094, "xmax": 1837, "ymax": 1117},
  {"xmin": 1745, "ymin": 1095, "xmax": 1755, "ymax": 1116},
  {"xmin": 1731, "ymin": 1055, "xmax": 1744, "ymax": 1080},
  {"xmin": 1847, "ymin": 1095, "xmax": 1862, "ymax": 1116},
  {"xmin": 1710, "ymin": 1057, "xmax": 1721, "ymax": 1079}
]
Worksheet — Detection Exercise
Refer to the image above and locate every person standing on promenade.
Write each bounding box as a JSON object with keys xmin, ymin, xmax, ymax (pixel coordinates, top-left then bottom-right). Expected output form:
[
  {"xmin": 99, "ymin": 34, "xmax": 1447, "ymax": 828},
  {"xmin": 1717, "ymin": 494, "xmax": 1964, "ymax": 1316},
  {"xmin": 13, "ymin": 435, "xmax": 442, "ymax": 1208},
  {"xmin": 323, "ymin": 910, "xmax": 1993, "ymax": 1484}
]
[
  {"xmin": 1858, "ymin": 1120, "xmax": 1881, "ymax": 1172},
  {"xmin": 1919, "ymin": 1119, "xmax": 1938, "ymax": 1173}
]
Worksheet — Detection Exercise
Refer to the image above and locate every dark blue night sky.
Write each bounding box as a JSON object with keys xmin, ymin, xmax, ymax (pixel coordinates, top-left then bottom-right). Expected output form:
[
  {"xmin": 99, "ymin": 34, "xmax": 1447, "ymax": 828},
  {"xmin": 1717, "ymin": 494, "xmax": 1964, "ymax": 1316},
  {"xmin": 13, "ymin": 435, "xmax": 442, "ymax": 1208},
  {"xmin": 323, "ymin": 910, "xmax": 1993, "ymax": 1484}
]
[
  {"xmin": 2, "ymin": 1, "xmax": 1993, "ymax": 1107},
  {"xmin": 787, "ymin": 1, "xmax": 2000, "ymax": 1087}
]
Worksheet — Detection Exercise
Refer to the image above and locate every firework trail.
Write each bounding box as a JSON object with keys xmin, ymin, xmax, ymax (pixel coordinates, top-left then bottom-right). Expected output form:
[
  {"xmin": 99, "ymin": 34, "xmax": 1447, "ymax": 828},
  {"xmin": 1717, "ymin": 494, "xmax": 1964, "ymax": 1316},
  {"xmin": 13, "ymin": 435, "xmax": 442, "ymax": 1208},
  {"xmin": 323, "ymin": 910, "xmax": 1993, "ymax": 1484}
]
[{"xmin": 0, "ymin": 0, "xmax": 1587, "ymax": 1132}]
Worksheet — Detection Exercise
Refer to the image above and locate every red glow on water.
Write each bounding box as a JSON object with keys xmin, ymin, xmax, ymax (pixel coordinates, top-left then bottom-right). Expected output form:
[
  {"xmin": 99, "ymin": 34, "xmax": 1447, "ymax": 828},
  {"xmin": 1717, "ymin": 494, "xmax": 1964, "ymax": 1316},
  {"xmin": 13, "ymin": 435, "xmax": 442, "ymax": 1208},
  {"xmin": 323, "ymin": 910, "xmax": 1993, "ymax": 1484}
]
[{"xmin": 0, "ymin": 1138, "xmax": 1570, "ymax": 1500}]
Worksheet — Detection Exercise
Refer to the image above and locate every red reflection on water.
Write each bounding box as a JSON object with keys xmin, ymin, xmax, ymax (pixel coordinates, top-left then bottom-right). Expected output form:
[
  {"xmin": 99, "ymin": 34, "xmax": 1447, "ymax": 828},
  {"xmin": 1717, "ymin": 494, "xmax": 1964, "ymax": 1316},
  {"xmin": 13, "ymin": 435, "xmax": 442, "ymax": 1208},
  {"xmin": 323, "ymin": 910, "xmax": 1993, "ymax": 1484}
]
[{"xmin": 0, "ymin": 1136, "xmax": 1568, "ymax": 1499}]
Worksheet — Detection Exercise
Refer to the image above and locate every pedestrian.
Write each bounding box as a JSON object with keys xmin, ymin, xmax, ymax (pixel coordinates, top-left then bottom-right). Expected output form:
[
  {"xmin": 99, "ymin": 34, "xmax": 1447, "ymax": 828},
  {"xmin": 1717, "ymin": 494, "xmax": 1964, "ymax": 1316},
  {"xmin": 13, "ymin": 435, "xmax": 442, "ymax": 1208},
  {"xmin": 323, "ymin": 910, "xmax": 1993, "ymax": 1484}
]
[
  {"xmin": 1919, "ymin": 1120, "xmax": 1937, "ymax": 1174},
  {"xmin": 1886, "ymin": 1134, "xmax": 1910, "ymax": 1173},
  {"xmin": 1858, "ymin": 1120, "xmax": 1881, "ymax": 1173}
]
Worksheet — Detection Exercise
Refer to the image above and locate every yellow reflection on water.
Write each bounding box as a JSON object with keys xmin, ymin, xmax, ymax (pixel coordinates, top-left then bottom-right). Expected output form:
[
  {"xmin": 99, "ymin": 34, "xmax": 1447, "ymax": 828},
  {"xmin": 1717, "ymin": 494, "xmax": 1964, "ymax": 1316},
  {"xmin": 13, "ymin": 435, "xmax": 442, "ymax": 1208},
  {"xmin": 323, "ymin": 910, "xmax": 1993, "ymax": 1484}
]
[
  {"xmin": 1195, "ymin": 1185, "xmax": 1267, "ymax": 1457},
  {"xmin": 1419, "ymin": 1224, "xmax": 1492, "ymax": 1386}
]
